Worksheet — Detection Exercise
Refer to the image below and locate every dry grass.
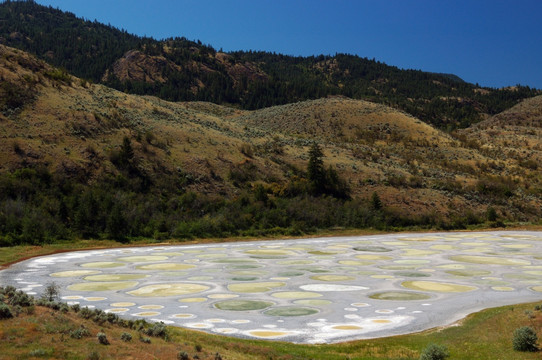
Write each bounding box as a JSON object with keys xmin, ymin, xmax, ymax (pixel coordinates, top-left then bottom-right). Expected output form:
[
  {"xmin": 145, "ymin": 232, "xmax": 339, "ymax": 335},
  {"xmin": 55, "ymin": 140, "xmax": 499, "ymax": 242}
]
[
  {"xmin": 0, "ymin": 295, "xmax": 541, "ymax": 359},
  {"xmin": 1, "ymin": 43, "xmax": 542, "ymax": 221}
]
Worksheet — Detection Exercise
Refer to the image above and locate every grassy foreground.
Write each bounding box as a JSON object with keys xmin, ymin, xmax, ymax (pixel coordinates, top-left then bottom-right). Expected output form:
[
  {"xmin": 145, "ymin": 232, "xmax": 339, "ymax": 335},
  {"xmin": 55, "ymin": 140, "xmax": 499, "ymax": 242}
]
[
  {"xmin": 1, "ymin": 292, "xmax": 541, "ymax": 359},
  {"xmin": 1, "ymin": 233, "xmax": 542, "ymax": 359}
]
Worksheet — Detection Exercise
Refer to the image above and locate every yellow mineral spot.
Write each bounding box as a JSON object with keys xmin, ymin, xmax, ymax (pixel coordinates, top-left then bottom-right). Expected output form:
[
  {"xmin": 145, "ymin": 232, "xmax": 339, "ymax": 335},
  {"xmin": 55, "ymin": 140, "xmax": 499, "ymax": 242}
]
[
  {"xmin": 310, "ymin": 275, "xmax": 355, "ymax": 281},
  {"xmin": 51, "ymin": 270, "xmax": 101, "ymax": 277},
  {"xmin": 245, "ymin": 249, "xmax": 295, "ymax": 256},
  {"xmin": 491, "ymin": 286, "xmax": 515, "ymax": 291},
  {"xmin": 355, "ymin": 254, "xmax": 392, "ymax": 260},
  {"xmin": 137, "ymin": 263, "xmax": 196, "ymax": 270},
  {"xmin": 450, "ymin": 255, "xmax": 531, "ymax": 266},
  {"xmin": 80, "ymin": 262, "xmax": 125, "ymax": 268},
  {"xmin": 228, "ymin": 282, "xmax": 285, "ymax": 293},
  {"xmin": 138, "ymin": 305, "xmax": 164, "ymax": 309},
  {"xmin": 179, "ymin": 298, "xmax": 207, "ymax": 303},
  {"xmin": 68, "ymin": 281, "xmax": 138, "ymax": 292},
  {"xmin": 271, "ymin": 291, "xmax": 322, "ymax": 299},
  {"xmin": 333, "ymin": 325, "xmax": 362, "ymax": 330},
  {"xmin": 249, "ymin": 331, "xmax": 290, "ymax": 338},
  {"xmin": 111, "ymin": 302, "xmax": 136, "ymax": 307},
  {"xmin": 402, "ymin": 236, "xmax": 441, "ymax": 241},
  {"xmin": 401, "ymin": 249, "xmax": 438, "ymax": 256},
  {"xmin": 172, "ymin": 313, "xmax": 194, "ymax": 318},
  {"xmin": 84, "ymin": 274, "xmax": 148, "ymax": 281},
  {"xmin": 501, "ymin": 244, "xmax": 533, "ymax": 249},
  {"xmin": 430, "ymin": 245, "xmax": 455, "ymax": 250},
  {"xmin": 128, "ymin": 283, "xmax": 210, "ymax": 297},
  {"xmin": 106, "ymin": 308, "xmax": 129, "ymax": 313},
  {"xmin": 134, "ymin": 312, "xmax": 160, "ymax": 317},
  {"xmin": 117, "ymin": 256, "xmax": 169, "ymax": 262},
  {"xmin": 402, "ymin": 281, "xmax": 477, "ymax": 293}
]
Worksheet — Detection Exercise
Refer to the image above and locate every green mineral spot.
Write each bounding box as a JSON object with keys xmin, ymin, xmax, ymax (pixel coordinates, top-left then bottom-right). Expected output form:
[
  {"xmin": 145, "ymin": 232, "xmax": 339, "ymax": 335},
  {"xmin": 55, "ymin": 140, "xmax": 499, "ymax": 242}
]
[
  {"xmin": 394, "ymin": 271, "xmax": 431, "ymax": 278},
  {"xmin": 214, "ymin": 300, "xmax": 274, "ymax": 311},
  {"xmin": 369, "ymin": 291, "xmax": 431, "ymax": 301},
  {"xmin": 353, "ymin": 246, "xmax": 392, "ymax": 252},
  {"xmin": 264, "ymin": 306, "xmax": 319, "ymax": 317}
]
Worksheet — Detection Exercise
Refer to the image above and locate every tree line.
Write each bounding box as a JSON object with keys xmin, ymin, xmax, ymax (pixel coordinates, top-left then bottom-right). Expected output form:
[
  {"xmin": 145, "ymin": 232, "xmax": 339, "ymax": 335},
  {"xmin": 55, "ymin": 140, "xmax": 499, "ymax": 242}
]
[{"xmin": 1, "ymin": 1, "xmax": 540, "ymax": 130}]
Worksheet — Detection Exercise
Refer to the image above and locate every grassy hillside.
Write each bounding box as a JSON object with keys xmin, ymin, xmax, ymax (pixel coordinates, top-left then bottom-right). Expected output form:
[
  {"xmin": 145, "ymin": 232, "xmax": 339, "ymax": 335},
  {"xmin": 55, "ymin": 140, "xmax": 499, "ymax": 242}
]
[
  {"xmin": 1, "ymin": 283, "xmax": 541, "ymax": 360},
  {"xmin": 0, "ymin": 44, "xmax": 541, "ymax": 244},
  {"xmin": 1, "ymin": 1, "xmax": 540, "ymax": 130}
]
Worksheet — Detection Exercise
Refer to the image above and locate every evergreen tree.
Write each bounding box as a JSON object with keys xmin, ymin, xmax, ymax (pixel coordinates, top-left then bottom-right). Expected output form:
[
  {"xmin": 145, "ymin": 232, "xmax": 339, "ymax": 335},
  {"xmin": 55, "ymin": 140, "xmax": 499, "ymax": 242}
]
[{"xmin": 307, "ymin": 142, "xmax": 325, "ymax": 195}]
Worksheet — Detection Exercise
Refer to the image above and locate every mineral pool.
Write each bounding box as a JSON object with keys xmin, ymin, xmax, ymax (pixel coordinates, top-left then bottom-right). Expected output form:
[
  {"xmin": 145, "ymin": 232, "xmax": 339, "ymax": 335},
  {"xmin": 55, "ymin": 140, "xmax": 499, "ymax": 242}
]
[{"xmin": 1, "ymin": 231, "xmax": 542, "ymax": 344}]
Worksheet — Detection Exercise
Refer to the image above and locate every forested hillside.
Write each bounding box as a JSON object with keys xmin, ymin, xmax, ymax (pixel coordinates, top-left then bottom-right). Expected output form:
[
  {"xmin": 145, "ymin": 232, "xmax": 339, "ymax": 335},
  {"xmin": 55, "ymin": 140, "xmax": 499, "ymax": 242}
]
[
  {"xmin": 1, "ymin": 43, "xmax": 541, "ymax": 245},
  {"xmin": 1, "ymin": 0, "xmax": 539, "ymax": 130}
]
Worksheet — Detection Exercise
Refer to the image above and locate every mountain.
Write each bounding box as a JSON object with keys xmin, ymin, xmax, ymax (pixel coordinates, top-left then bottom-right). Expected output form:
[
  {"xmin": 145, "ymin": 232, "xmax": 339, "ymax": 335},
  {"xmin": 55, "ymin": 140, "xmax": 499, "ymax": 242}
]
[
  {"xmin": 459, "ymin": 95, "xmax": 542, "ymax": 174},
  {"xmin": 1, "ymin": 43, "xmax": 541, "ymax": 244},
  {"xmin": 1, "ymin": 0, "xmax": 540, "ymax": 131}
]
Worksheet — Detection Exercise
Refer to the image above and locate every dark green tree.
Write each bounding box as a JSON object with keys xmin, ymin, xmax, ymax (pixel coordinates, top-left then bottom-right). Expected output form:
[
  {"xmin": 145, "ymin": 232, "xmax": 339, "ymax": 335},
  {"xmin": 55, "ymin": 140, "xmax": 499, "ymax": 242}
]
[
  {"xmin": 371, "ymin": 192, "xmax": 382, "ymax": 210},
  {"xmin": 307, "ymin": 142, "xmax": 325, "ymax": 195},
  {"xmin": 120, "ymin": 136, "xmax": 135, "ymax": 167},
  {"xmin": 107, "ymin": 203, "xmax": 128, "ymax": 242}
]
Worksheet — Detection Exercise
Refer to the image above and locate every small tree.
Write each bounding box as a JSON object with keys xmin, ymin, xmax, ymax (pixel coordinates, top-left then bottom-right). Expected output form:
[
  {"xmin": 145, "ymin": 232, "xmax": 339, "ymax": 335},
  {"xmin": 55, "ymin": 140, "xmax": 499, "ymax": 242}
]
[
  {"xmin": 419, "ymin": 343, "xmax": 449, "ymax": 360},
  {"xmin": 42, "ymin": 282, "xmax": 60, "ymax": 302},
  {"xmin": 371, "ymin": 192, "xmax": 382, "ymax": 210},
  {"xmin": 487, "ymin": 206, "xmax": 498, "ymax": 222},
  {"xmin": 513, "ymin": 326, "xmax": 539, "ymax": 352}
]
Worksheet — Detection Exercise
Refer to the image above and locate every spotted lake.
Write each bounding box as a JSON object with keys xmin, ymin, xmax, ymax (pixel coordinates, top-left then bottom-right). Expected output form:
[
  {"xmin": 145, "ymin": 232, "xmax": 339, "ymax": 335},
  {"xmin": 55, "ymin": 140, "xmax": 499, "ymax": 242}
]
[{"xmin": 1, "ymin": 231, "xmax": 541, "ymax": 344}]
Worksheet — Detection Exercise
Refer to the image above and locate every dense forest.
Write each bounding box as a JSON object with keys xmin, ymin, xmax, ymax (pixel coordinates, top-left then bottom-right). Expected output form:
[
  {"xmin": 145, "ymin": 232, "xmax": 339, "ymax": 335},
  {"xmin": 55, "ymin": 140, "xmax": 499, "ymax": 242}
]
[
  {"xmin": 0, "ymin": 158, "xmax": 487, "ymax": 247},
  {"xmin": 1, "ymin": 0, "xmax": 540, "ymax": 130}
]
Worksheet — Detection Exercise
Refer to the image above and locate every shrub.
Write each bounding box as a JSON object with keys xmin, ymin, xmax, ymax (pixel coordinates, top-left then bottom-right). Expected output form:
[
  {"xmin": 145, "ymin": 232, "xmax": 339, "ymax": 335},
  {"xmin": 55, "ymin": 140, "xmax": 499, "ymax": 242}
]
[
  {"xmin": 513, "ymin": 326, "xmax": 539, "ymax": 352},
  {"xmin": 121, "ymin": 332, "xmax": 132, "ymax": 342},
  {"xmin": 28, "ymin": 348, "xmax": 50, "ymax": 357},
  {"xmin": 419, "ymin": 343, "xmax": 449, "ymax": 360},
  {"xmin": 177, "ymin": 351, "xmax": 189, "ymax": 360},
  {"xmin": 87, "ymin": 351, "xmax": 100, "ymax": 360},
  {"xmin": 195, "ymin": 343, "xmax": 202, "ymax": 352},
  {"xmin": 8, "ymin": 290, "xmax": 33, "ymax": 307},
  {"xmin": 0, "ymin": 303, "xmax": 13, "ymax": 319},
  {"xmin": 144, "ymin": 321, "xmax": 167, "ymax": 338},
  {"xmin": 70, "ymin": 326, "xmax": 91, "ymax": 339},
  {"xmin": 140, "ymin": 336, "xmax": 151, "ymax": 344},
  {"xmin": 97, "ymin": 332, "xmax": 109, "ymax": 345},
  {"xmin": 79, "ymin": 307, "xmax": 93, "ymax": 319}
]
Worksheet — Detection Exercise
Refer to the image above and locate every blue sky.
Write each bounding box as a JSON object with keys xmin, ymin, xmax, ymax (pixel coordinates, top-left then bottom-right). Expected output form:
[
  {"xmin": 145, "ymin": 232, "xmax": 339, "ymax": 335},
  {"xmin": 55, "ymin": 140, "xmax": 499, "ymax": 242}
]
[{"xmin": 34, "ymin": 0, "xmax": 542, "ymax": 89}]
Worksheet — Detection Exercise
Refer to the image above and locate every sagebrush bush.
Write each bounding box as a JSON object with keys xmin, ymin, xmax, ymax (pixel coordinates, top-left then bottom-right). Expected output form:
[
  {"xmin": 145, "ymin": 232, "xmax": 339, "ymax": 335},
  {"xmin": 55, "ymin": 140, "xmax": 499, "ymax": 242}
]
[
  {"xmin": 70, "ymin": 326, "xmax": 91, "ymax": 339},
  {"xmin": 0, "ymin": 303, "xmax": 13, "ymax": 319},
  {"xmin": 120, "ymin": 332, "xmax": 132, "ymax": 342},
  {"xmin": 419, "ymin": 343, "xmax": 449, "ymax": 360},
  {"xmin": 513, "ymin": 326, "xmax": 539, "ymax": 352},
  {"xmin": 97, "ymin": 332, "xmax": 109, "ymax": 345},
  {"xmin": 145, "ymin": 322, "xmax": 167, "ymax": 338},
  {"xmin": 177, "ymin": 351, "xmax": 189, "ymax": 360}
]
